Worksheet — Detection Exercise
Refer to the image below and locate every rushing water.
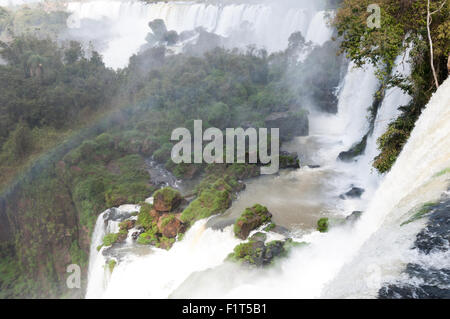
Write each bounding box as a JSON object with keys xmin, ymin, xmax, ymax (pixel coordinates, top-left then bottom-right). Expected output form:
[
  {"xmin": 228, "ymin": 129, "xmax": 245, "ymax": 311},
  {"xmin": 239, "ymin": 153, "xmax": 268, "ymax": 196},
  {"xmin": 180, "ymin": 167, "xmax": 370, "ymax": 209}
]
[
  {"xmin": 64, "ymin": 0, "xmax": 331, "ymax": 68},
  {"xmin": 66, "ymin": 0, "xmax": 450, "ymax": 298}
]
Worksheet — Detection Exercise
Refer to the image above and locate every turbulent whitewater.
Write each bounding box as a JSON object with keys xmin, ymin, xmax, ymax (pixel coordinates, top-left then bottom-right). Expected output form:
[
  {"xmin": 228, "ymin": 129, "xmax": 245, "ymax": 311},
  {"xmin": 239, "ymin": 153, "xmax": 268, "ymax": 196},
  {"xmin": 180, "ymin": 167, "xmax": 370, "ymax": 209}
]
[
  {"xmin": 86, "ymin": 75, "xmax": 450, "ymax": 299},
  {"xmin": 74, "ymin": 0, "xmax": 450, "ymax": 299},
  {"xmin": 64, "ymin": 0, "xmax": 332, "ymax": 68}
]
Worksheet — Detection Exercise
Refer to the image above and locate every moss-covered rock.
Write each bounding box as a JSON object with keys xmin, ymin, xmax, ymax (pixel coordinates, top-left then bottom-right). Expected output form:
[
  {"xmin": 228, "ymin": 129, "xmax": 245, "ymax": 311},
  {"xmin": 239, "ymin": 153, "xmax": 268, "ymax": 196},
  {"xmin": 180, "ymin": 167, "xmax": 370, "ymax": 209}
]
[
  {"xmin": 317, "ymin": 218, "xmax": 329, "ymax": 233},
  {"xmin": 234, "ymin": 204, "xmax": 272, "ymax": 240},
  {"xmin": 180, "ymin": 178, "xmax": 233, "ymax": 225},
  {"xmin": 338, "ymin": 133, "xmax": 368, "ymax": 162},
  {"xmin": 279, "ymin": 152, "xmax": 300, "ymax": 169},
  {"xmin": 153, "ymin": 187, "xmax": 183, "ymax": 212},
  {"xmin": 157, "ymin": 213, "xmax": 186, "ymax": 238},
  {"xmin": 107, "ymin": 259, "xmax": 116, "ymax": 273},
  {"xmin": 227, "ymin": 238, "xmax": 304, "ymax": 267},
  {"xmin": 263, "ymin": 222, "xmax": 276, "ymax": 232}
]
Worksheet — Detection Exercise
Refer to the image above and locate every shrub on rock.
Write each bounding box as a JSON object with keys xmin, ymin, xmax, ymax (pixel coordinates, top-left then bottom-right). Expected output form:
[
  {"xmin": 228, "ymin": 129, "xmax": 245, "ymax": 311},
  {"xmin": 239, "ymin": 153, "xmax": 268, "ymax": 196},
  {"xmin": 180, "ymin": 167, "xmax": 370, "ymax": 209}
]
[
  {"xmin": 234, "ymin": 204, "xmax": 272, "ymax": 240},
  {"xmin": 153, "ymin": 187, "xmax": 183, "ymax": 212},
  {"xmin": 317, "ymin": 218, "xmax": 329, "ymax": 233}
]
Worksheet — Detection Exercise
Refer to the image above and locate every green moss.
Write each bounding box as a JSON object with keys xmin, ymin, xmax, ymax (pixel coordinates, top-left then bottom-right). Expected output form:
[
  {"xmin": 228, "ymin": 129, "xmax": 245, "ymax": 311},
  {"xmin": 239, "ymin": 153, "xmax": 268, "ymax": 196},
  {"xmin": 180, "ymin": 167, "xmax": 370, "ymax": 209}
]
[
  {"xmin": 160, "ymin": 214, "xmax": 175, "ymax": 227},
  {"xmin": 401, "ymin": 202, "xmax": 437, "ymax": 226},
  {"xmin": 158, "ymin": 236, "xmax": 176, "ymax": 250},
  {"xmin": 233, "ymin": 204, "xmax": 271, "ymax": 237},
  {"xmin": 177, "ymin": 232, "xmax": 185, "ymax": 241},
  {"xmin": 229, "ymin": 241, "xmax": 258, "ymax": 261},
  {"xmin": 137, "ymin": 231, "xmax": 158, "ymax": 245},
  {"xmin": 263, "ymin": 223, "xmax": 276, "ymax": 232},
  {"xmin": 434, "ymin": 167, "xmax": 450, "ymax": 178},
  {"xmin": 69, "ymin": 241, "xmax": 88, "ymax": 268},
  {"xmin": 180, "ymin": 178, "xmax": 232, "ymax": 225},
  {"xmin": 137, "ymin": 203, "xmax": 155, "ymax": 229},
  {"xmin": 107, "ymin": 260, "xmax": 116, "ymax": 273},
  {"xmin": 102, "ymin": 233, "xmax": 119, "ymax": 247},
  {"xmin": 317, "ymin": 218, "xmax": 329, "ymax": 233}
]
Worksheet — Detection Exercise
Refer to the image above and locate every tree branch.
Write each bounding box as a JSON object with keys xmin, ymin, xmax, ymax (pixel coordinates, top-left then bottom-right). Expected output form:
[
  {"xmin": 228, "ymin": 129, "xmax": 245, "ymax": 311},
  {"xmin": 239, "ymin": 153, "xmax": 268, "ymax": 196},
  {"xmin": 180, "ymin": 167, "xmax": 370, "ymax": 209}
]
[{"xmin": 427, "ymin": 0, "xmax": 440, "ymax": 89}]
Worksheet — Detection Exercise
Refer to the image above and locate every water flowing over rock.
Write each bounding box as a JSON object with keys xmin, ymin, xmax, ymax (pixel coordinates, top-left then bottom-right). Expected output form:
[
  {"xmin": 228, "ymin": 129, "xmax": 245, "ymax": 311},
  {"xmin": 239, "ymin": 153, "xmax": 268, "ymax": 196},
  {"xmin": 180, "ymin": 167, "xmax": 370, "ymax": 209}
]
[
  {"xmin": 78, "ymin": 0, "xmax": 450, "ymax": 299},
  {"xmin": 65, "ymin": 0, "xmax": 333, "ymax": 69}
]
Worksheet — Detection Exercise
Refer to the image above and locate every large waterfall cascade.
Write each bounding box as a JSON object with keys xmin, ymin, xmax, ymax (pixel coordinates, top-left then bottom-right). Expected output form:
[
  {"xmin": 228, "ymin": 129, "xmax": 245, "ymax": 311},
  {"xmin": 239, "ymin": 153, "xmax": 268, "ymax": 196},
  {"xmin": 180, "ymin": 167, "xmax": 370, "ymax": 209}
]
[
  {"xmin": 64, "ymin": 0, "xmax": 331, "ymax": 68},
  {"xmin": 82, "ymin": 0, "xmax": 450, "ymax": 298},
  {"xmin": 6, "ymin": 0, "xmax": 445, "ymax": 298}
]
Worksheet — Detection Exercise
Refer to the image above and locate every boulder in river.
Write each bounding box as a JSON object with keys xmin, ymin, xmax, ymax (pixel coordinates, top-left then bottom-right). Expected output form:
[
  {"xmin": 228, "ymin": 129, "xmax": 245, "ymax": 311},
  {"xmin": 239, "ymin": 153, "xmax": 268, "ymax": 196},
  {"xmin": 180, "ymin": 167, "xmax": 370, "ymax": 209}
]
[
  {"xmin": 234, "ymin": 204, "xmax": 273, "ymax": 240},
  {"xmin": 346, "ymin": 211, "xmax": 363, "ymax": 223},
  {"xmin": 157, "ymin": 213, "xmax": 186, "ymax": 238},
  {"xmin": 227, "ymin": 238, "xmax": 305, "ymax": 267},
  {"xmin": 337, "ymin": 134, "xmax": 368, "ymax": 162},
  {"xmin": 340, "ymin": 187, "xmax": 365, "ymax": 199},
  {"xmin": 279, "ymin": 151, "xmax": 300, "ymax": 169},
  {"xmin": 265, "ymin": 111, "xmax": 308, "ymax": 142},
  {"xmin": 153, "ymin": 187, "xmax": 183, "ymax": 212}
]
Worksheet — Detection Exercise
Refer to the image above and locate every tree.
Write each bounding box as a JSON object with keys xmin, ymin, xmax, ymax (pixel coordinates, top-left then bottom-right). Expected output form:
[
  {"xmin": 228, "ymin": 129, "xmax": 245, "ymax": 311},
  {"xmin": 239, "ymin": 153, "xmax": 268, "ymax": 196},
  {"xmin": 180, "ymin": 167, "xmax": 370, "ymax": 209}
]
[
  {"xmin": 427, "ymin": 0, "xmax": 447, "ymax": 89},
  {"xmin": 1, "ymin": 122, "xmax": 33, "ymax": 163}
]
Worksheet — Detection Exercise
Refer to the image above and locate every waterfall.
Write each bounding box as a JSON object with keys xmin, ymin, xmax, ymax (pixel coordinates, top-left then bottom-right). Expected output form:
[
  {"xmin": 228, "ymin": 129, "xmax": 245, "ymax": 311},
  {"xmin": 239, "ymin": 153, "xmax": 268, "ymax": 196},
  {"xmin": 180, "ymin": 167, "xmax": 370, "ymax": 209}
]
[
  {"xmin": 305, "ymin": 11, "xmax": 333, "ymax": 46},
  {"xmin": 85, "ymin": 210, "xmax": 108, "ymax": 298},
  {"xmin": 354, "ymin": 48, "xmax": 413, "ymax": 193},
  {"xmin": 169, "ymin": 78, "xmax": 450, "ymax": 299},
  {"xmin": 79, "ymin": 0, "xmax": 449, "ymax": 299},
  {"xmin": 65, "ymin": 0, "xmax": 328, "ymax": 68},
  {"xmin": 85, "ymin": 204, "xmax": 140, "ymax": 298}
]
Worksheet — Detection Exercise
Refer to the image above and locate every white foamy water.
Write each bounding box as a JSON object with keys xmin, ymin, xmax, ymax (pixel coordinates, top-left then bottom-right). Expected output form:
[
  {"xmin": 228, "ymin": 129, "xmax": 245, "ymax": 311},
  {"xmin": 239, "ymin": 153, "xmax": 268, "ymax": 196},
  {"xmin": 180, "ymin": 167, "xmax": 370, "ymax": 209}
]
[
  {"xmin": 64, "ymin": 0, "xmax": 331, "ymax": 68},
  {"xmin": 97, "ymin": 220, "xmax": 242, "ymax": 298},
  {"xmin": 77, "ymin": 0, "xmax": 449, "ymax": 299},
  {"xmin": 87, "ymin": 75, "xmax": 449, "ymax": 298}
]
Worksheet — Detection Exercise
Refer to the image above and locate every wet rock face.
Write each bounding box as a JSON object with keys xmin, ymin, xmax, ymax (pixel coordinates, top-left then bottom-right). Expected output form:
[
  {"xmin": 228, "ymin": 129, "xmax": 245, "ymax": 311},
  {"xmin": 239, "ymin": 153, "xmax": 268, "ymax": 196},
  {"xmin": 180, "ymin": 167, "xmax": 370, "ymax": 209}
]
[
  {"xmin": 264, "ymin": 111, "xmax": 309, "ymax": 142},
  {"xmin": 379, "ymin": 264, "xmax": 450, "ymax": 299},
  {"xmin": 206, "ymin": 216, "xmax": 235, "ymax": 231},
  {"xmin": 279, "ymin": 151, "xmax": 301, "ymax": 169},
  {"xmin": 103, "ymin": 207, "xmax": 136, "ymax": 222},
  {"xmin": 340, "ymin": 187, "xmax": 365, "ymax": 199},
  {"xmin": 227, "ymin": 238, "xmax": 300, "ymax": 267},
  {"xmin": 378, "ymin": 197, "xmax": 450, "ymax": 299},
  {"xmin": 379, "ymin": 282, "xmax": 450, "ymax": 299},
  {"xmin": 157, "ymin": 213, "xmax": 186, "ymax": 238},
  {"xmin": 346, "ymin": 211, "xmax": 363, "ymax": 223},
  {"xmin": 337, "ymin": 133, "xmax": 368, "ymax": 162},
  {"xmin": 414, "ymin": 201, "xmax": 450, "ymax": 254},
  {"xmin": 131, "ymin": 226, "xmax": 145, "ymax": 240}
]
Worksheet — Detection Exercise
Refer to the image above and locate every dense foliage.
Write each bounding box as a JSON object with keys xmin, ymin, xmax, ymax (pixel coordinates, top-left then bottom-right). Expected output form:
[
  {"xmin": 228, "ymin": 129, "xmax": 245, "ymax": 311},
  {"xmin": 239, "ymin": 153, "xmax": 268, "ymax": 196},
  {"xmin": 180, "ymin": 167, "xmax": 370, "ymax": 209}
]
[
  {"xmin": 333, "ymin": 0, "xmax": 449, "ymax": 172},
  {"xmin": 0, "ymin": 26, "xmax": 306, "ymax": 297}
]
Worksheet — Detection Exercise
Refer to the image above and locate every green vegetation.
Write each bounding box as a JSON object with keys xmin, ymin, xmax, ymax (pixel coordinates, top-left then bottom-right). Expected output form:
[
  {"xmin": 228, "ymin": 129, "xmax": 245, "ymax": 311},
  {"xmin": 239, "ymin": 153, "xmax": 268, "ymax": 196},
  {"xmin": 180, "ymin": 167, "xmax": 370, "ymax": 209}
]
[
  {"xmin": 137, "ymin": 203, "xmax": 156, "ymax": 229},
  {"xmin": 228, "ymin": 241, "xmax": 262, "ymax": 264},
  {"xmin": 401, "ymin": 202, "xmax": 437, "ymax": 226},
  {"xmin": 433, "ymin": 167, "xmax": 450, "ymax": 178},
  {"xmin": 0, "ymin": 6, "xmax": 69, "ymax": 40},
  {"xmin": 107, "ymin": 260, "xmax": 117, "ymax": 273},
  {"xmin": 227, "ymin": 238, "xmax": 305, "ymax": 267},
  {"xmin": 102, "ymin": 233, "xmax": 119, "ymax": 247},
  {"xmin": 234, "ymin": 204, "xmax": 272, "ymax": 239},
  {"xmin": 317, "ymin": 218, "xmax": 329, "ymax": 233},
  {"xmin": 160, "ymin": 214, "xmax": 175, "ymax": 228},
  {"xmin": 264, "ymin": 223, "xmax": 276, "ymax": 232},
  {"xmin": 181, "ymin": 178, "xmax": 233, "ymax": 225},
  {"xmin": 153, "ymin": 187, "xmax": 182, "ymax": 211},
  {"xmin": 333, "ymin": 0, "xmax": 449, "ymax": 173}
]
